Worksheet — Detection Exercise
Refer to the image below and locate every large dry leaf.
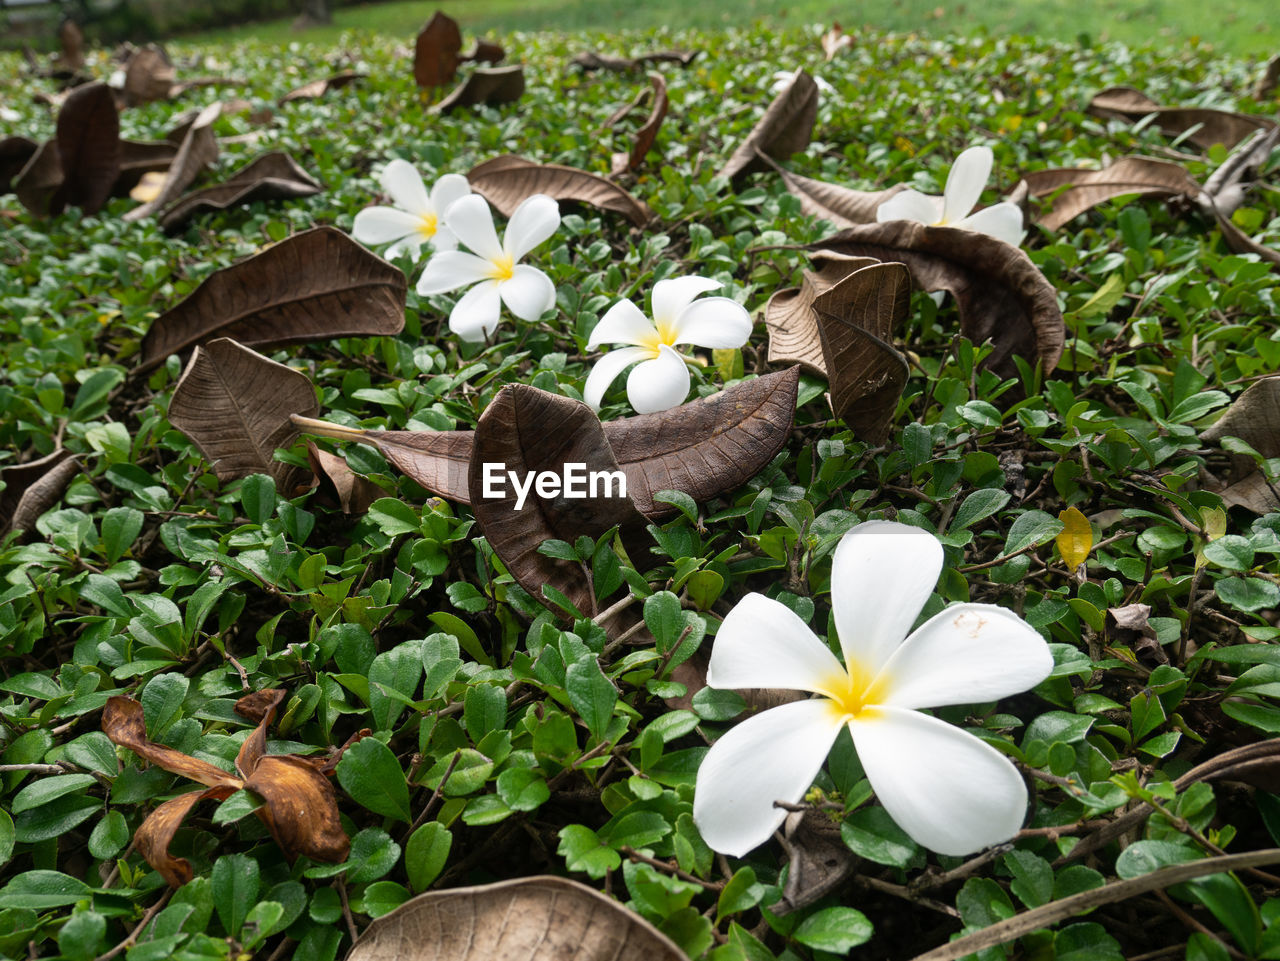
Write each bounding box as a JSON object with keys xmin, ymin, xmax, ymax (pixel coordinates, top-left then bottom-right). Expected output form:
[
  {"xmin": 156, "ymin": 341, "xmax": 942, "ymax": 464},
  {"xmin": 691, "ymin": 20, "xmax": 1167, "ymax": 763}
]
[
  {"xmin": 103, "ymin": 696, "xmax": 240, "ymax": 790},
  {"xmin": 0, "ymin": 136, "xmax": 38, "ymax": 193},
  {"xmin": 414, "ymin": 10, "xmax": 463, "ymax": 88},
  {"xmin": 570, "ymin": 49, "xmax": 700, "ymax": 72},
  {"xmin": 158, "ymin": 151, "xmax": 322, "ymax": 232},
  {"xmin": 717, "ymin": 69, "xmax": 818, "ymax": 181},
  {"xmin": 54, "ymin": 19, "xmax": 85, "ymax": 74},
  {"xmin": 124, "ymin": 102, "xmax": 219, "ymax": 223},
  {"xmin": 279, "ymin": 71, "xmax": 362, "ymax": 104},
  {"xmin": 469, "ymin": 386, "xmax": 650, "ymax": 615},
  {"xmin": 1198, "ymin": 128, "xmax": 1280, "ymax": 267},
  {"xmin": 1200, "ymin": 376, "xmax": 1280, "ymax": 512},
  {"xmin": 135, "ymin": 786, "xmax": 235, "ymax": 886},
  {"xmin": 1087, "ymin": 85, "xmax": 1276, "ymax": 150},
  {"xmin": 307, "ymin": 443, "xmax": 382, "ymax": 514},
  {"xmin": 140, "ymin": 226, "xmax": 406, "ymax": 373},
  {"xmin": 168, "ymin": 338, "xmax": 317, "ymax": 491},
  {"xmin": 1255, "ymin": 54, "xmax": 1280, "ymax": 101},
  {"xmin": 348, "ymin": 876, "xmax": 685, "ymax": 961},
  {"xmin": 813, "ymin": 263, "xmax": 912, "ymax": 443},
  {"xmin": 765, "ymin": 252, "xmax": 881, "ymax": 372},
  {"xmin": 768, "ymin": 158, "xmax": 908, "ymax": 228},
  {"xmin": 11, "ymin": 140, "xmax": 62, "ymax": 216},
  {"xmin": 1014, "ymin": 156, "xmax": 1201, "ymax": 231},
  {"xmin": 815, "ymin": 221, "xmax": 1066, "ymax": 378},
  {"xmin": 0, "ymin": 449, "xmax": 80, "ymax": 535},
  {"xmin": 113, "ymin": 139, "xmax": 179, "ymax": 195},
  {"xmin": 774, "ymin": 810, "xmax": 857, "ymax": 915},
  {"xmin": 465, "ymin": 41, "xmax": 506, "ymax": 66},
  {"xmin": 435, "ymin": 65, "xmax": 525, "ymax": 114},
  {"xmin": 469, "ymin": 155, "xmax": 652, "ymax": 226},
  {"xmin": 55, "ymin": 82, "xmax": 120, "ymax": 215},
  {"xmin": 608, "ymin": 73, "xmax": 668, "ymax": 176},
  {"xmin": 124, "ymin": 45, "xmax": 175, "ymax": 104}
]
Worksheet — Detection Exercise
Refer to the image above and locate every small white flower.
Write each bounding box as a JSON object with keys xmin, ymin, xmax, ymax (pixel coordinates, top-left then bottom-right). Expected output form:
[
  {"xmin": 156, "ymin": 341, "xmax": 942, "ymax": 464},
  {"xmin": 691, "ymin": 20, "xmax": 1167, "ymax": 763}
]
[
  {"xmin": 0, "ymin": 106, "xmax": 19, "ymax": 123},
  {"xmin": 351, "ymin": 159, "xmax": 472, "ymax": 263},
  {"xmin": 770, "ymin": 69, "xmax": 835, "ymax": 97},
  {"xmin": 416, "ymin": 193, "xmax": 560, "ymax": 342},
  {"xmin": 876, "ymin": 145, "xmax": 1024, "ymax": 247},
  {"xmin": 585, "ymin": 277, "xmax": 752, "ymax": 414},
  {"xmin": 693, "ymin": 520, "xmax": 1053, "ymax": 858}
]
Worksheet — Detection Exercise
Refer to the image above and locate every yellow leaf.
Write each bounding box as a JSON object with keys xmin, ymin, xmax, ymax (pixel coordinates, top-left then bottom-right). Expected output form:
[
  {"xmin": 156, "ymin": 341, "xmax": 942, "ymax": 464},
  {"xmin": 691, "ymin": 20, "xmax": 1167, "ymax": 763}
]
[
  {"xmin": 1201, "ymin": 506, "xmax": 1227, "ymax": 541},
  {"xmin": 1057, "ymin": 507, "xmax": 1093, "ymax": 569},
  {"xmin": 129, "ymin": 170, "xmax": 168, "ymax": 204}
]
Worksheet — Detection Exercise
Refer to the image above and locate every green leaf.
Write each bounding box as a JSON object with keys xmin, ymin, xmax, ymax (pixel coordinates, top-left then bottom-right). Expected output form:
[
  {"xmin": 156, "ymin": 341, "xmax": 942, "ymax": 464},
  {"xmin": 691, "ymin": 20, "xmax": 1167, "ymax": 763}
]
[
  {"xmin": 644, "ymin": 591, "xmax": 685, "ymax": 653},
  {"xmin": 1003, "ymin": 850, "xmax": 1053, "ymax": 909},
  {"xmin": 239, "ymin": 474, "xmax": 276, "ymax": 525},
  {"xmin": 0, "ymin": 810, "xmax": 12, "ymax": 867},
  {"xmin": 368, "ymin": 642, "xmax": 424, "ymax": 731},
  {"xmin": 13, "ymin": 795, "xmax": 99, "ymax": 843},
  {"xmin": 241, "ymin": 901, "xmax": 285, "ymax": 950},
  {"xmin": 793, "ymin": 906, "xmax": 874, "ymax": 952},
  {"xmin": 691, "ymin": 687, "xmax": 745, "ymax": 721},
  {"xmin": 100, "ymin": 507, "xmax": 144, "ymax": 564},
  {"xmin": 557, "ymin": 824, "xmax": 620, "ymax": 878},
  {"xmin": 1187, "ymin": 873, "xmax": 1261, "ymax": 955},
  {"xmin": 1054, "ymin": 922, "xmax": 1123, "ymax": 961},
  {"xmin": 1114, "ymin": 839, "xmax": 1201, "ymax": 878},
  {"xmin": 212, "ymin": 853, "xmax": 259, "ymax": 937},
  {"xmin": 336, "ymin": 738, "xmax": 411, "ymax": 823},
  {"xmin": 840, "ymin": 806, "xmax": 919, "ymax": 868},
  {"xmin": 1005, "ymin": 510, "xmax": 1064, "ymax": 554},
  {"xmin": 464, "ymin": 684, "xmax": 507, "ymax": 742},
  {"xmin": 565, "ymin": 657, "xmax": 617, "ymax": 740},
  {"xmin": 600, "ymin": 811, "xmax": 670, "ymax": 850},
  {"xmin": 1215, "ymin": 576, "xmax": 1280, "ymax": 613},
  {"xmin": 88, "ymin": 810, "xmax": 129, "ymax": 860},
  {"xmin": 360, "ymin": 881, "xmax": 410, "ymax": 918},
  {"xmin": 367, "ymin": 497, "xmax": 421, "ymax": 537},
  {"xmin": 11, "ymin": 774, "xmax": 98, "ymax": 815},
  {"xmin": 58, "ymin": 910, "xmax": 106, "ymax": 961},
  {"xmin": 716, "ymin": 867, "xmax": 764, "ymax": 921},
  {"xmin": 956, "ymin": 877, "xmax": 1015, "ymax": 928},
  {"xmin": 0, "ymin": 871, "xmax": 91, "ymax": 909},
  {"xmin": 422, "ymin": 749, "xmax": 493, "ymax": 796},
  {"xmin": 406, "ymin": 821, "xmax": 453, "ymax": 893},
  {"xmin": 951, "ymin": 488, "xmax": 1011, "ymax": 531},
  {"xmin": 496, "ymin": 767, "xmax": 550, "ymax": 812}
]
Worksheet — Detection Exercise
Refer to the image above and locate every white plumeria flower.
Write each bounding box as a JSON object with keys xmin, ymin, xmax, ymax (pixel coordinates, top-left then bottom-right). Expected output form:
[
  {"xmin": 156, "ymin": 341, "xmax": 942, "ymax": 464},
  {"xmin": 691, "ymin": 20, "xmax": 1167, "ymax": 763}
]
[
  {"xmin": 585, "ymin": 277, "xmax": 752, "ymax": 414},
  {"xmin": 876, "ymin": 145, "xmax": 1024, "ymax": 247},
  {"xmin": 770, "ymin": 69, "xmax": 835, "ymax": 97},
  {"xmin": 416, "ymin": 193, "xmax": 561, "ymax": 342},
  {"xmin": 351, "ymin": 159, "xmax": 472, "ymax": 263},
  {"xmin": 693, "ymin": 520, "xmax": 1053, "ymax": 858}
]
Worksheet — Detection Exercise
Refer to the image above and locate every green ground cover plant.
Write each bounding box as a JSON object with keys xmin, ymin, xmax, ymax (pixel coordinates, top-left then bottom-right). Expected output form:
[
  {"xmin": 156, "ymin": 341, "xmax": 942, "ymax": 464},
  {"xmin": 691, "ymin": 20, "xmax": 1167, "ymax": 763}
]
[{"xmin": 1, "ymin": 15, "xmax": 1280, "ymax": 961}]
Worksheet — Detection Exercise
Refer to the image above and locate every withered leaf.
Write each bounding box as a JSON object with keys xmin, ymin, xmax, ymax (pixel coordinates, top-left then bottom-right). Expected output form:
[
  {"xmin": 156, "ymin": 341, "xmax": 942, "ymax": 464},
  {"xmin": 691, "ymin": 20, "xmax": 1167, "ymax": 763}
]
[
  {"xmin": 570, "ymin": 49, "xmax": 699, "ymax": 72},
  {"xmin": 609, "ymin": 73, "xmax": 668, "ymax": 176},
  {"xmin": 1107, "ymin": 602, "xmax": 1153, "ymax": 634},
  {"xmin": 0, "ymin": 449, "xmax": 80, "ymax": 535},
  {"xmin": 464, "ymin": 40, "xmax": 505, "ymax": 66},
  {"xmin": 168, "ymin": 338, "xmax": 317, "ymax": 491},
  {"xmin": 55, "ymin": 82, "xmax": 120, "ymax": 215},
  {"xmin": 767, "ymin": 157, "xmax": 907, "ymax": 228},
  {"xmin": 774, "ymin": 810, "xmax": 858, "ymax": 915},
  {"xmin": 0, "ymin": 136, "xmax": 39, "ymax": 194},
  {"xmin": 1255, "ymin": 54, "xmax": 1280, "ymax": 101},
  {"xmin": 113, "ymin": 138, "xmax": 179, "ymax": 195},
  {"xmin": 124, "ymin": 102, "xmax": 219, "ymax": 223},
  {"xmin": 717, "ymin": 69, "xmax": 818, "ymax": 181},
  {"xmin": 468, "ymin": 154, "xmax": 652, "ymax": 227},
  {"xmin": 54, "ymin": 18, "xmax": 86, "ymax": 73},
  {"xmin": 140, "ymin": 226, "xmax": 406, "ymax": 373},
  {"xmin": 1212, "ymin": 210, "xmax": 1280, "ymax": 268},
  {"xmin": 11, "ymin": 140, "xmax": 62, "ymax": 216},
  {"xmin": 414, "ymin": 10, "xmax": 463, "ymax": 88},
  {"xmin": 469, "ymin": 385, "xmax": 650, "ymax": 615},
  {"xmin": 765, "ymin": 252, "xmax": 881, "ymax": 372},
  {"xmin": 158, "ymin": 151, "xmax": 323, "ymax": 233},
  {"xmin": 820, "ymin": 22, "xmax": 853, "ymax": 61},
  {"xmin": 103, "ymin": 696, "xmax": 241, "ymax": 790},
  {"xmin": 1014, "ymin": 156, "xmax": 1201, "ymax": 231},
  {"xmin": 1200, "ymin": 126, "xmax": 1279, "ymax": 217},
  {"xmin": 814, "ymin": 221, "xmax": 1066, "ymax": 378},
  {"xmin": 434, "ymin": 65, "xmax": 525, "ymax": 114},
  {"xmin": 136, "ymin": 787, "xmax": 236, "ymax": 887},
  {"xmin": 123, "ymin": 45, "xmax": 176, "ymax": 104},
  {"xmin": 1087, "ymin": 85, "xmax": 1276, "ymax": 150},
  {"xmin": 307, "ymin": 442, "xmax": 382, "ymax": 514},
  {"xmin": 279, "ymin": 71, "xmax": 362, "ymax": 104},
  {"xmin": 812, "ymin": 262, "xmax": 912, "ymax": 443},
  {"xmin": 348, "ymin": 876, "xmax": 686, "ymax": 961},
  {"xmin": 1200, "ymin": 375, "xmax": 1280, "ymax": 512}
]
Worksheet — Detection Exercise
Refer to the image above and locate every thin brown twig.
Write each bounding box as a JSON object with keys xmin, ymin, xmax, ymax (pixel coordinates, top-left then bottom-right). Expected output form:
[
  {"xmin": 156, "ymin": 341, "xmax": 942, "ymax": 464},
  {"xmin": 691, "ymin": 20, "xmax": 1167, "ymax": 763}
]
[{"xmin": 93, "ymin": 888, "xmax": 173, "ymax": 961}]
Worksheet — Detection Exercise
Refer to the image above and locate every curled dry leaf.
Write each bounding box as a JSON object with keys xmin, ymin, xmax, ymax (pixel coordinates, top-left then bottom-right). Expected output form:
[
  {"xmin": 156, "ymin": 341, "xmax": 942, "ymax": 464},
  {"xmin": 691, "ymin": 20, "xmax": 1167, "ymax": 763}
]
[
  {"xmin": 123, "ymin": 102, "xmax": 219, "ymax": 223},
  {"xmin": 434, "ymin": 65, "xmax": 525, "ymax": 114},
  {"xmin": 570, "ymin": 49, "xmax": 700, "ymax": 72},
  {"xmin": 765, "ymin": 251, "xmax": 880, "ymax": 372},
  {"xmin": 820, "ymin": 22, "xmax": 853, "ymax": 60},
  {"xmin": 0, "ymin": 136, "xmax": 38, "ymax": 193},
  {"xmin": 158, "ymin": 150, "xmax": 322, "ymax": 232},
  {"xmin": 348, "ymin": 875, "xmax": 685, "ymax": 961},
  {"xmin": 123, "ymin": 45, "xmax": 176, "ymax": 104},
  {"xmin": 168, "ymin": 338, "xmax": 317, "ymax": 492},
  {"xmin": 11, "ymin": 139, "xmax": 62, "ymax": 216},
  {"xmin": 1013, "ymin": 156, "xmax": 1201, "ymax": 231},
  {"xmin": 1200, "ymin": 375, "xmax": 1280, "ymax": 512},
  {"xmin": 53, "ymin": 18, "xmax": 85, "ymax": 74},
  {"xmin": 279, "ymin": 71, "xmax": 362, "ymax": 104},
  {"xmin": 1087, "ymin": 85, "xmax": 1276, "ymax": 151},
  {"xmin": 717, "ymin": 69, "xmax": 818, "ymax": 181},
  {"xmin": 465, "ymin": 40, "xmax": 505, "ymax": 65},
  {"xmin": 814, "ymin": 220, "xmax": 1066, "ymax": 379},
  {"xmin": 56, "ymin": 82, "xmax": 120, "ymax": 216},
  {"xmin": 414, "ymin": 10, "xmax": 463, "ymax": 88},
  {"xmin": 103, "ymin": 689, "xmax": 357, "ymax": 886},
  {"xmin": 468, "ymin": 154, "xmax": 652, "ymax": 226},
  {"xmin": 766, "ymin": 156, "xmax": 907, "ymax": 228},
  {"xmin": 775, "ymin": 809, "xmax": 858, "ymax": 915},
  {"xmin": 1197, "ymin": 127, "xmax": 1280, "ymax": 267},
  {"xmin": 0, "ymin": 449, "xmax": 80, "ymax": 535},
  {"xmin": 1255, "ymin": 54, "xmax": 1280, "ymax": 101},
  {"xmin": 113, "ymin": 139, "xmax": 179, "ymax": 195},
  {"xmin": 307, "ymin": 443, "xmax": 382, "ymax": 514},
  {"xmin": 608, "ymin": 73, "xmax": 668, "ymax": 176},
  {"xmin": 140, "ymin": 225, "xmax": 406, "ymax": 373}
]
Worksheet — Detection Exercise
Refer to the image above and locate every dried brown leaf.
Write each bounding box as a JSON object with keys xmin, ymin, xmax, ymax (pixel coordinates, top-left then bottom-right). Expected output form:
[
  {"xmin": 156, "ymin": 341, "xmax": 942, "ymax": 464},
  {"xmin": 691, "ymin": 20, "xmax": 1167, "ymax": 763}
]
[
  {"xmin": 1, "ymin": 449, "xmax": 80, "ymax": 535},
  {"xmin": 463, "ymin": 40, "xmax": 505, "ymax": 66},
  {"xmin": 414, "ymin": 11, "xmax": 463, "ymax": 88},
  {"xmin": 765, "ymin": 252, "xmax": 882, "ymax": 372},
  {"xmin": 279, "ymin": 71, "xmax": 362, "ymax": 104},
  {"xmin": 157, "ymin": 151, "xmax": 322, "ymax": 233},
  {"xmin": 124, "ymin": 45, "xmax": 176, "ymax": 104},
  {"xmin": 54, "ymin": 19, "xmax": 85, "ymax": 73},
  {"xmin": 609, "ymin": 73, "xmax": 668, "ymax": 176},
  {"xmin": 1200, "ymin": 376, "xmax": 1280, "ymax": 512},
  {"xmin": 12, "ymin": 139, "xmax": 62, "ymax": 216},
  {"xmin": 774, "ymin": 810, "xmax": 857, "ymax": 915},
  {"xmin": 244, "ymin": 755, "xmax": 351, "ymax": 864},
  {"xmin": 814, "ymin": 221, "xmax": 1066, "ymax": 378},
  {"xmin": 168, "ymin": 338, "xmax": 317, "ymax": 490},
  {"xmin": 1255, "ymin": 54, "xmax": 1280, "ymax": 101},
  {"xmin": 1087, "ymin": 85, "xmax": 1276, "ymax": 150},
  {"xmin": 717, "ymin": 69, "xmax": 818, "ymax": 181},
  {"xmin": 55, "ymin": 82, "xmax": 120, "ymax": 215},
  {"xmin": 570, "ymin": 49, "xmax": 699, "ymax": 72},
  {"xmin": 435, "ymin": 65, "xmax": 525, "ymax": 114},
  {"xmin": 124, "ymin": 102, "xmax": 219, "ymax": 223},
  {"xmin": 0, "ymin": 136, "xmax": 38, "ymax": 194},
  {"xmin": 348, "ymin": 875, "xmax": 686, "ymax": 961},
  {"xmin": 768, "ymin": 158, "xmax": 908, "ymax": 228},
  {"xmin": 135, "ymin": 787, "xmax": 236, "ymax": 887},
  {"xmin": 820, "ymin": 22, "xmax": 853, "ymax": 61},
  {"xmin": 113, "ymin": 138, "xmax": 179, "ymax": 195},
  {"xmin": 468, "ymin": 154, "xmax": 652, "ymax": 226},
  {"xmin": 140, "ymin": 226, "xmax": 406, "ymax": 373},
  {"xmin": 103, "ymin": 696, "xmax": 241, "ymax": 790},
  {"xmin": 307, "ymin": 443, "xmax": 382, "ymax": 514},
  {"xmin": 1016, "ymin": 156, "xmax": 1201, "ymax": 231}
]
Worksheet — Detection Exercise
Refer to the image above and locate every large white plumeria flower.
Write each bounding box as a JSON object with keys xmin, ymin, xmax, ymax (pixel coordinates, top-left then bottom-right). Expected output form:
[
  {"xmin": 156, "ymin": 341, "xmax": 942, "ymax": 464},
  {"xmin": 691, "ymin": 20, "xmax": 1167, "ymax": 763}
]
[
  {"xmin": 351, "ymin": 159, "xmax": 472, "ymax": 262},
  {"xmin": 416, "ymin": 193, "xmax": 561, "ymax": 342},
  {"xmin": 876, "ymin": 145, "xmax": 1024, "ymax": 247},
  {"xmin": 693, "ymin": 520, "xmax": 1053, "ymax": 858},
  {"xmin": 585, "ymin": 277, "xmax": 752, "ymax": 414}
]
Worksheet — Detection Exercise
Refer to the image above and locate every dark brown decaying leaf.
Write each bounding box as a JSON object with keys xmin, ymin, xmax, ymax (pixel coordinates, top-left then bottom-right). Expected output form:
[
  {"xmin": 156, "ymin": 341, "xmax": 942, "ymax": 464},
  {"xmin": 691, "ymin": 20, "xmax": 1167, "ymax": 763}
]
[
  {"xmin": 774, "ymin": 810, "xmax": 857, "ymax": 915},
  {"xmin": 348, "ymin": 876, "xmax": 686, "ymax": 961},
  {"xmin": 55, "ymin": 82, "xmax": 120, "ymax": 215},
  {"xmin": 0, "ymin": 136, "xmax": 39, "ymax": 194},
  {"xmin": 1014, "ymin": 156, "xmax": 1201, "ymax": 231},
  {"xmin": 1200, "ymin": 376, "xmax": 1280, "ymax": 512},
  {"xmin": 113, "ymin": 139, "xmax": 179, "ymax": 195},
  {"xmin": 135, "ymin": 787, "xmax": 236, "ymax": 887},
  {"xmin": 1200, "ymin": 126, "xmax": 1279, "ymax": 216},
  {"xmin": 815, "ymin": 221, "xmax": 1066, "ymax": 378},
  {"xmin": 813, "ymin": 262, "xmax": 912, "ymax": 443},
  {"xmin": 12, "ymin": 140, "xmax": 62, "ymax": 216},
  {"xmin": 279, "ymin": 71, "xmax": 362, "ymax": 104},
  {"xmin": 168, "ymin": 338, "xmax": 317, "ymax": 491},
  {"xmin": 158, "ymin": 151, "xmax": 322, "ymax": 232},
  {"xmin": 54, "ymin": 18, "xmax": 85, "ymax": 73},
  {"xmin": 103, "ymin": 696, "xmax": 241, "ymax": 791},
  {"xmin": 469, "ymin": 385, "xmax": 650, "ymax": 615},
  {"xmin": 468, "ymin": 155, "xmax": 652, "ymax": 226},
  {"xmin": 465, "ymin": 40, "xmax": 505, "ymax": 65},
  {"xmin": 767, "ymin": 157, "xmax": 907, "ymax": 228},
  {"xmin": 765, "ymin": 252, "xmax": 881, "ymax": 372},
  {"xmin": 717, "ymin": 69, "xmax": 818, "ymax": 181},
  {"xmin": 0, "ymin": 449, "xmax": 80, "ymax": 535},
  {"xmin": 124, "ymin": 102, "xmax": 219, "ymax": 223},
  {"xmin": 609, "ymin": 73, "xmax": 668, "ymax": 176},
  {"xmin": 1087, "ymin": 85, "xmax": 1276, "ymax": 150},
  {"xmin": 1255, "ymin": 54, "xmax": 1280, "ymax": 101},
  {"xmin": 307, "ymin": 443, "xmax": 382, "ymax": 514},
  {"xmin": 570, "ymin": 49, "xmax": 699, "ymax": 72},
  {"xmin": 140, "ymin": 226, "xmax": 406, "ymax": 372},
  {"xmin": 124, "ymin": 45, "xmax": 176, "ymax": 104},
  {"xmin": 434, "ymin": 65, "xmax": 525, "ymax": 114},
  {"xmin": 414, "ymin": 10, "xmax": 463, "ymax": 88}
]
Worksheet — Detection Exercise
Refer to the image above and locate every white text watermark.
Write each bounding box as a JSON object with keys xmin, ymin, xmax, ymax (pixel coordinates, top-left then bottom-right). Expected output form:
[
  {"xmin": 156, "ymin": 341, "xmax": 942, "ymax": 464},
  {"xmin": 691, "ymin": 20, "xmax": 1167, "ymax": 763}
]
[{"xmin": 481, "ymin": 463, "xmax": 627, "ymax": 510}]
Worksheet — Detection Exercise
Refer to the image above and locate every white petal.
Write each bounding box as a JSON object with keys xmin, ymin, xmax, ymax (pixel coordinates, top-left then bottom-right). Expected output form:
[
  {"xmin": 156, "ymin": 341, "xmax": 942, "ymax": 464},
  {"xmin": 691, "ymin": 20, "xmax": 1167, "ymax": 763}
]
[
  {"xmin": 498, "ymin": 264, "xmax": 556, "ymax": 321},
  {"xmin": 879, "ymin": 604, "xmax": 1053, "ymax": 710},
  {"xmin": 625, "ymin": 345, "xmax": 691, "ymax": 413},
  {"xmin": 694, "ymin": 699, "xmax": 846, "ymax": 857},
  {"xmin": 415, "ymin": 251, "xmax": 496, "ymax": 295},
  {"xmin": 651, "ymin": 276, "xmax": 722, "ymax": 327},
  {"xmin": 587, "ymin": 298, "xmax": 657, "ymax": 350},
  {"xmin": 351, "ymin": 206, "xmax": 421, "ymax": 245},
  {"xmin": 831, "ymin": 521, "xmax": 943, "ymax": 677},
  {"xmin": 850, "ymin": 707, "xmax": 1027, "ymax": 856},
  {"xmin": 429, "ymin": 173, "xmax": 472, "ymax": 218},
  {"xmin": 502, "ymin": 194, "xmax": 560, "ymax": 261},
  {"xmin": 928, "ymin": 290, "xmax": 946, "ymax": 308},
  {"xmin": 670, "ymin": 296, "xmax": 752, "ymax": 349},
  {"xmin": 954, "ymin": 203, "xmax": 1026, "ymax": 247},
  {"xmin": 430, "ymin": 223, "xmax": 459, "ymax": 252},
  {"xmin": 381, "ymin": 159, "xmax": 431, "ymax": 217},
  {"xmin": 448, "ymin": 280, "xmax": 502, "ymax": 342},
  {"xmin": 941, "ymin": 145, "xmax": 993, "ymax": 225},
  {"xmin": 444, "ymin": 194, "xmax": 504, "ymax": 262},
  {"xmin": 707, "ymin": 593, "xmax": 847, "ymax": 695},
  {"xmin": 876, "ymin": 189, "xmax": 943, "ymax": 225},
  {"xmin": 384, "ymin": 237, "xmax": 425, "ymax": 263},
  {"xmin": 584, "ymin": 346, "xmax": 651, "ymax": 410}
]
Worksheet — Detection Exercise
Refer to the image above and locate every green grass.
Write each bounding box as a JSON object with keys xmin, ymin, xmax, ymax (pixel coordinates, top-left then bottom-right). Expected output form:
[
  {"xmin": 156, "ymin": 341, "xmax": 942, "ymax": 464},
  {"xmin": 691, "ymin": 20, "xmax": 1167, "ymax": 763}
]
[{"xmin": 187, "ymin": 0, "xmax": 1280, "ymax": 57}]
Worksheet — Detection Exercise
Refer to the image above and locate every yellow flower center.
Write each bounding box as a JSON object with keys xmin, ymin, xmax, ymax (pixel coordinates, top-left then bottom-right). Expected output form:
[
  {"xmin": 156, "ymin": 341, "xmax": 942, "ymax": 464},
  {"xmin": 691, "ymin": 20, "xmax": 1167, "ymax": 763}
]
[
  {"xmin": 417, "ymin": 213, "xmax": 438, "ymax": 240},
  {"xmin": 489, "ymin": 254, "xmax": 515, "ymax": 281},
  {"xmin": 636, "ymin": 317, "xmax": 678, "ymax": 359},
  {"xmin": 819, "ymin": 658, "xmax": 891, "ymax": 723}
]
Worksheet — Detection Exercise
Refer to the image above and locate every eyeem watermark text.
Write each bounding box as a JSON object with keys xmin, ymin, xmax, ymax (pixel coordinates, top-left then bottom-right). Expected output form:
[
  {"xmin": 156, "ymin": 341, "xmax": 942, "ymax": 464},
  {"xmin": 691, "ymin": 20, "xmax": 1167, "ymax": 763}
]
[{"xmin": 481, "ymin": 463, "xmax": 627, "ymax": 510}]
